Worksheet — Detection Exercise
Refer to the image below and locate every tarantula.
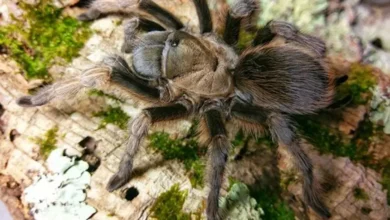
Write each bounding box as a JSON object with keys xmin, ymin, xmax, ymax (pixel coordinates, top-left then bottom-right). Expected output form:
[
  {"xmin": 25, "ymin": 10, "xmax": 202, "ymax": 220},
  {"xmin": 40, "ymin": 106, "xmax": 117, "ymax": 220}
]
[{"xmin": 16, "ymin": 0, "xmax": 348, "ymax": 219}]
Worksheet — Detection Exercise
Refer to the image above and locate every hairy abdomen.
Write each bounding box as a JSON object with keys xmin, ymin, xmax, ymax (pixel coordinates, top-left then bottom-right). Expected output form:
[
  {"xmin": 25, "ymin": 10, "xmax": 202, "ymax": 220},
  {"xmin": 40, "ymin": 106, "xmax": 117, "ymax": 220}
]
[{"xmin": 234, "ymin": 46, "xmax": 335, "ymax": 114}]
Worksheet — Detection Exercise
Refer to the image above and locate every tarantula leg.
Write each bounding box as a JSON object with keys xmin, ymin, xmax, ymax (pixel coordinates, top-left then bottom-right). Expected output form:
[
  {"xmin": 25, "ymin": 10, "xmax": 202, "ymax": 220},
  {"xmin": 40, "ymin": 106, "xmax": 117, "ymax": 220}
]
[
  {"xmin": 203, "ymin": 108, "xmax": 230, "ymax": 220},
  {"xmin": 106, "ymin": 113, "xmax": 150, "ymax": 192},
  {"xmin": 17, "ymin": 68, "xmax": 110, "ymax": 107},
  {"xmin": 77, "ymin": 0, "xmax": 139, "ymax": 21},
  {"xmin": 77, "ymin": 9, "xmax": 101, "ymax": 21},
  {"xmin": 327, "ymin": 95, "xmax": 352, "ymax": 109},
  {"xmin": 229, "ymin": 102, "xmax": 331, "ymax": 218},
  {"xmin": 253, "ymin": 21, "xmax": 326, "ymax": 57},
  {"xmin": 17, "ymin": 56, "xmax": 166, "ymax": 107},
  {"xmin": 139, "ymin": 0, "xmax": 184, "ymax": 30},
  {"xmin": 230, "ymin": 98, "xmax": 269, "ymax": 122},
  {"xmin": 192, "ymin": 0, "xmax": 212, "ymax": 34},
  {"xmin": 268, "ymin": 114, "xmax": 331, "ymax": 218},
  {"xmin": 103, "ymin": 56, "xmax": 164, "ymax": 100},
  {"xmin": 107, "ymin": 102, "xmax": 192, "ymax": 191},
  {"xmin": 121, "ymin": 17, "xmax": 165, "ymax": 53},
  {"xmin": 224, "ymin": 0, "xmax": 257, "ymax": 45}
]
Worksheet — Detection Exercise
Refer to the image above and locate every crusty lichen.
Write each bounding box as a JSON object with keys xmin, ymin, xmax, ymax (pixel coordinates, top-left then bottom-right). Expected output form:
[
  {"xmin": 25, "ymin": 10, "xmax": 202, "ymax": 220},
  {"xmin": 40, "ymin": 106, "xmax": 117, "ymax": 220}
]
[
  {"xmin": 94, "ymin": 105, "xmax": 130, "ymax": 130},
  {"xmin": 220, "ymin": 182, "xmax": 264, "ymax": 220},
  {"xmin": 150, "ymin": 184, "xmax": 191, "ymax": 220},
  {"xmin": 0, "ymin": 0, "xmax": 91, "ymax": 80},
  {"xmin": 24, "ymin": 149, "xmax": 96, "ymax": 220},
  {"xmin": 370, "ymin": 86, "xmax": 390, "ymax": 134},
  {"xmin": 257, "ymin": 0, "xmax": 328, "ymax": 33},
  {"xmin": 250, "ymin": 183, "xmax": 295, "ymax": 220},
  {"xmin": 34, "ymin": 126, "xmax": 59, "ymax": 159}
]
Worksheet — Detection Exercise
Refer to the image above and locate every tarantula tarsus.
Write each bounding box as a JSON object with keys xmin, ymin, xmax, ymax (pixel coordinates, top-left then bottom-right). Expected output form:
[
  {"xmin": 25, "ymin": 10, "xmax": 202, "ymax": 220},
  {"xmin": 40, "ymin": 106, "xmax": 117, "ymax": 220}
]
[{"xmin": 16, "ymin": 0, "xmax": 345, "ymax": 219}]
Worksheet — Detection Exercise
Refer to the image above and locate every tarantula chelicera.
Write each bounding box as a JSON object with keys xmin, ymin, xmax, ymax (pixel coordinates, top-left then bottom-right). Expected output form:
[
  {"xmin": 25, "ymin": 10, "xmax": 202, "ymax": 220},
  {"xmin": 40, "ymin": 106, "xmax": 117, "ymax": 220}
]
[{"xmin": 16, "ymin": 0, "xmax": 348, "ymax": 218}]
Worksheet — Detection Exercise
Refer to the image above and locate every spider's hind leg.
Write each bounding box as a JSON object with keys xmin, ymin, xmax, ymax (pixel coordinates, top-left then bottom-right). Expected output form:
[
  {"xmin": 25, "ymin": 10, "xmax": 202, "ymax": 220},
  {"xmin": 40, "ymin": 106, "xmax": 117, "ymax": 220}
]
[
  {"xmin": 268, "ymin": 114, "xmax": 331, "ymax": 218},
  {"xmin": 253, "ymin": 21, "xmax": 326, "ymax": 57},
  {"xmin": 230, "ymin": 101, "xmax": 331, "ymax": 218},
  {"xmin": 223, "ymin": 0, "xmax": 258, "ymax": 45}
]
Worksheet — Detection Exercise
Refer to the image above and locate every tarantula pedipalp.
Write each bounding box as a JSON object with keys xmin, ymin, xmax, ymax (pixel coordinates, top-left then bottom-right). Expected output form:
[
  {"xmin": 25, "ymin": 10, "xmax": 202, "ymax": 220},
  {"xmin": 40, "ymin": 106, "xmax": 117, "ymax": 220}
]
[{"xmin": 16, "ymin": 0, "xmax": 346, "ymax": 219}]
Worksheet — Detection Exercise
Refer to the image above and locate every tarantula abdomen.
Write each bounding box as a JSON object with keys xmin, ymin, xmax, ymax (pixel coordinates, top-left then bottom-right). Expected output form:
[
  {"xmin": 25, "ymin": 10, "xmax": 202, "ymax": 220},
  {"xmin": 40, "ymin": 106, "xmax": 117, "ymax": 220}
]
[{"xmin": 234, "ymin": 46, "xmax": 334, "ymax": 114}]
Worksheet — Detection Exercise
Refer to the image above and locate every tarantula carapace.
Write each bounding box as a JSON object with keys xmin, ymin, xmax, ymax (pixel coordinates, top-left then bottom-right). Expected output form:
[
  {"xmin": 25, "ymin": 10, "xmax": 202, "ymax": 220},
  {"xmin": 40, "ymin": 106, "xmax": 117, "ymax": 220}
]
[{"xmin": 16, "ymin": 0, "xmax": 344, "ymax": 218}]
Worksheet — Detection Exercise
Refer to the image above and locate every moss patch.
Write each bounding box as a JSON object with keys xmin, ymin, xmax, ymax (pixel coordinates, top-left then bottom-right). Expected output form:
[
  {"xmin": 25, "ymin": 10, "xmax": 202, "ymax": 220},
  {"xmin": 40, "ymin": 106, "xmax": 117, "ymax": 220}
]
[
  {"xmin": 237, "ymin": 30, "xmax": 256, "ymax": 51},
  {"xmin": 381, "ymin": 161, "xmax": 390, "ymax": 205},
  {"xmin": 296, "ymin": 115, "xmax": 379, "ymax": 164},
  {"xmin": 0, "ymin": 0, "xmax": 91, "ymax": 80},
  {"xmin": 338, "ymin": 63, "xmax": 376, "ymax": 106},
  {"xmin": 149, "ymin": 128, "xmax": 206, "ymax": 188},
  {"xmin": 150, "ymin": 184, "xmax": 191, "ymax": 220},
  {"xmin": 250, "ymin": 184, "xmax": 295, "ymax": 220},
  {"xmin": 94, "ymin": 106, "xmax": 130, "ymax": 130},
  {"xmin": 89, "ymin": 89, "xmax": 124, "ymax": 103},
  {"xmin": 353, "ymin": 188, "xmax": 369, "ymax": 201},
  {"xmin": 34, "ymin": 126, "xmax": 59, "ymax": 159}
]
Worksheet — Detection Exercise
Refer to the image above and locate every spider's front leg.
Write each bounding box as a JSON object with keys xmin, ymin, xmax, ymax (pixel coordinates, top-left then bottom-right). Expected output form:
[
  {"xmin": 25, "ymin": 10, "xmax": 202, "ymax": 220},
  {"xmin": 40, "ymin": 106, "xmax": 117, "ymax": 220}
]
[
  {"xmin": 17, "ymin": 56, "xmax": 164, "ymax": 107},
  {"xmin": 78, "ymin": 0, "xmax": 183, "ymax": 30},
  {"xmin": 107, "ymin": 99, "xmax": 193, "ymax": 191},
  {"xmin": 201, "ymin": 101, "xmax": 231, "ymax": 220}
]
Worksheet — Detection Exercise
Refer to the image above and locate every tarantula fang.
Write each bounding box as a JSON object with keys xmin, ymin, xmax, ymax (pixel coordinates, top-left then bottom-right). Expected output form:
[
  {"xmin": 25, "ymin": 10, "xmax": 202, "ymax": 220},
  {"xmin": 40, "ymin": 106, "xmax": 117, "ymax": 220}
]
[{"xmin": 16, "ymin": 0, "xmax": 348, "ymax": 219}]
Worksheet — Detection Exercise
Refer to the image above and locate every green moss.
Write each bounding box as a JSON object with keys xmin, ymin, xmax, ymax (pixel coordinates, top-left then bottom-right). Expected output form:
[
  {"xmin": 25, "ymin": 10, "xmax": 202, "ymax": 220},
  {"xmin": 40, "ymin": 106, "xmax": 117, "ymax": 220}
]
[
  {"xmin": 34, "ymin": 126, "xmax": 59, "ymax": 159},
  {"xmin": 0, "ymin": 0, "xmax": 91, "ymax": 80},
  {"xmin": 94, "ymin": 106, "xmax": 130, "ymax": 130},
  {"xmin": 150, "ymin": 184, "xmax": 191, "ymax": 220},
  {"xmin": 296, "ymin": 115, "xmax": 379, "ymax": 166},
  {"xmin": 353, "ymin": 188, "xmax": 369, "ymax": 201},
  {"xmin": 231, "ymin": 129, "xmax": 245, "ymax": 148},
  {"xmin": 89, "ymin": 89, "xmax": 124, "ymax": 103},
  {"xmin": 381, "ymin": 161, "xmax": 390, "ymax": 205},
  {"xmin": 256, "ymin": 135, "xmax": 276, "ymax": 148},
  {"xmin": 237, "ymin": 30, "xmax": 256, "ymax": 51},
  {"xmin": 279, "ymin": 171, "xmax": 298, "ymax": 191},
  {"xmin": 338, "ymin": 64, "xmax": 376, "ymax": 106},
  {"xmin": 250, "ymin": 184, "xmax": 295, "ymax": 220},
  {"xmin": 149, "ymin": 131, "xmax": 206, "ymax": 188},
  {"xmin": 187, "ymin": 160, "xmax": 205, "ymax": 189}
]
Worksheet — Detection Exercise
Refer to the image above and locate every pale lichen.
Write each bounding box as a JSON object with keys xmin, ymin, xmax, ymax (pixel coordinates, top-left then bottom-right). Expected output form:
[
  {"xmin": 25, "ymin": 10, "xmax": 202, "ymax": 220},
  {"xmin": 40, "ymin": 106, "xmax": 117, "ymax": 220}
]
[
  {"xmin": 370, "ymin": 86, "xmax": 390, "ymax": 134},
  {"xmin": 220, "ymin": 182, "xmax": 264, "ymax": 220},
  {"xmin": 257, "ymin": 0, "xmax": 328, "ymax": 33},
  {"xmin": 24, "ymin": 149, "xmax": 96, "ymax": 220}
]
